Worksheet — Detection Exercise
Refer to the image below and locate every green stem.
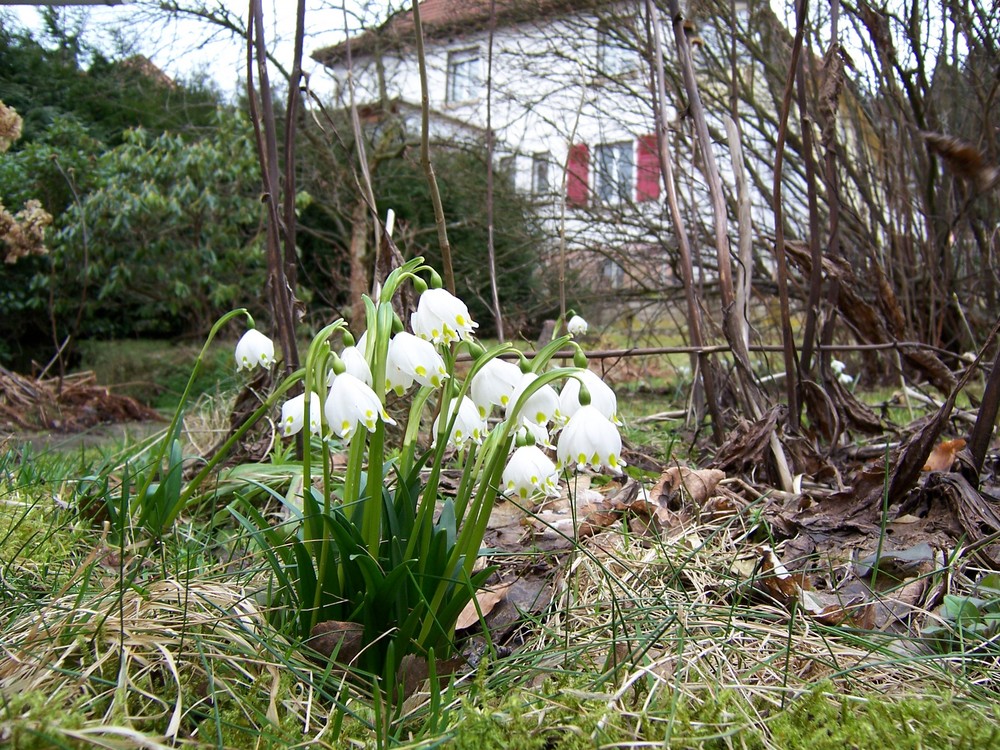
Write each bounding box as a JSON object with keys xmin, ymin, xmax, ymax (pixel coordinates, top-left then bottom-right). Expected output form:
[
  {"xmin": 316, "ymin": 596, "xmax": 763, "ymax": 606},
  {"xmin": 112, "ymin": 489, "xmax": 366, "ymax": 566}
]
[
  {"xmin": 399, "ymin": 386, "xmax": 434, "ymax": 478},
  {"xmin": 309, "ymin": 446, "xmax": 335, "ymax": 634},
  {"xmin": 530, "ymin": 334, "xmax": 574, "ymax": 372},
  {"xmin": 364, "ymin": 420, "xmax": 386, "ymax": 557},
  {"xmin": 141, "ymin": 308, "xmax": 250, "ymax": 505},
  {"xmin": 345, "ymin": 429, "xmax": 367, "ymax": 523}
]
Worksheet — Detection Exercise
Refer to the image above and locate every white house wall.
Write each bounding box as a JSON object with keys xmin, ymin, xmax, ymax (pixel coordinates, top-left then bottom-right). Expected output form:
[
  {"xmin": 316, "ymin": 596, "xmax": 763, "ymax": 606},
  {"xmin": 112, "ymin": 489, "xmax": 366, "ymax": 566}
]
[{"xmin": 322, "ymin": 0, "xmax": 819, "ymax": 296}]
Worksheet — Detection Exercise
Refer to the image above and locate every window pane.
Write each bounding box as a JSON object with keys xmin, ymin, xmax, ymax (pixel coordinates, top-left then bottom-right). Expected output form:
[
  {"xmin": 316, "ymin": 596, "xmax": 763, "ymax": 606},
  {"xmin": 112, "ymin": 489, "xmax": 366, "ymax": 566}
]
[
  {"xmin": 595, "ymin": 142, "xmax": 633, "ymax": 205},
  {"xmin": 447, "ymin": 48, "xmax": 480, "ymax": 103},
  {"xmin": 532, "ymin": 152, "xmax": 550, "ymax": 194},
  {"xmin": 597, "ymin": 27, "xmax": 637, "ymax": 77}
]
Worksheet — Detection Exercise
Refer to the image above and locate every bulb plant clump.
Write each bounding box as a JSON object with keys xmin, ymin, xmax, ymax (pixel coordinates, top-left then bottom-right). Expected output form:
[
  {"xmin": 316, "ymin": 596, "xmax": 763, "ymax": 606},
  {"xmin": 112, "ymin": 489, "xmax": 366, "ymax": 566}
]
[{"xmin": 230, "ymin": 257, "xmax": 623, "ymax": 696}]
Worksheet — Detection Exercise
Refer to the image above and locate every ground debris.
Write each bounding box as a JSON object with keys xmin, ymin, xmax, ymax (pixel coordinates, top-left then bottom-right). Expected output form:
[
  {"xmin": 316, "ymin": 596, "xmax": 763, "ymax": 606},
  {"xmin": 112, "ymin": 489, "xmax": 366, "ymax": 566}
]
[{"xmin": 0, "ymin": 364, "xmax": 162, "ymax": 434}]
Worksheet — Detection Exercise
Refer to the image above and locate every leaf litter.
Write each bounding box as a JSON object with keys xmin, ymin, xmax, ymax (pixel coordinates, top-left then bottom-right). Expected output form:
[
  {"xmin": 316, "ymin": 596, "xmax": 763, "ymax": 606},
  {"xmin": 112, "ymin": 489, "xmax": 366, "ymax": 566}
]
[{"xmin": 449, "ymin": 351, "xmax": 1000, "ymax": 695}]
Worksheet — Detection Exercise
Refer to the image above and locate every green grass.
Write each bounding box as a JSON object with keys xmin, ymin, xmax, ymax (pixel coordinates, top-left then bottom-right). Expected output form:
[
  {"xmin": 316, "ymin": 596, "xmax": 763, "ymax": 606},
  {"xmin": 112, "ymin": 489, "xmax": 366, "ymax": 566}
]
[{"xmin": 75, "ymin": 338, "xmax": 238, "ymax": 410}]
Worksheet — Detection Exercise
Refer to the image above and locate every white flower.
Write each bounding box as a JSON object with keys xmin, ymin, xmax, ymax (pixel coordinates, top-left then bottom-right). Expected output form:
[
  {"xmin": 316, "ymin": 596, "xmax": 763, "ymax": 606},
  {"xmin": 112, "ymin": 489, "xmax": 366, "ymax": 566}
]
[
  {"xmin": 324, "ymin": 373, "xmax": 396, "ymax": 442},
  {"xmin": 567, "ymin": 315, "xmax": 588, "ymax": 336},
  {"xmin": 281, "ymin": 392, "xmax": 322, "ymax": 437},
  {"xmin": 433, "ymin": 396, "xmax": 488, "ymax": 449},
  {"xmin": 235, "ymin": 329, "xmax": 274, "ymax": 371},
  {"xmin": 559, "ymin": 369, "xmax": 621, "ymax": 425},
  {"xmin": 503, "ymin": 445, "xmax": 559, "ymax": 500},
  {"xmin": 411, "ymin": 287, "xmax": 478, "ymax": 344},
  {"xmin": 470, "ymin": 358, "xmax": 523, "ymax": 417},
  {"xmin": 340, "ymin": 345, "xmax": 373, "ymax": 386},
  {"xmin": 506, "ymin": 372, "xmax": 561, "ymax": 427},
  {"xmin": 386, "ymin": 331, "xmax": 448, "ymax": 395},
  {"xmin": 556, "ymin": 405, "xmax": 625, "ymax": 474}
]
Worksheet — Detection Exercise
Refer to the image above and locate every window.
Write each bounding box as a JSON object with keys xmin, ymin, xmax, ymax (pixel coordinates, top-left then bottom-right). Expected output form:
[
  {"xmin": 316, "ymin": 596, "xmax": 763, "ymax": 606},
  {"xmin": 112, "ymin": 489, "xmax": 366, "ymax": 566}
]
[
  {"xmin": 498, "ymin": 155, "xmax": 516, "ymax": 187},
  {"xmin": 603, "ymin": 259, "xmax": 625, "ymax": 287},
  {"xmin": 447, "ymin": 48, "xmax": 481, "ymax": 103},
  {"xmin": 595, "ymin": 142, "xmax": 633, "ymax": 205},
  {"xmin": 532, "ymin": 152, "xmax": 552, "ymax": 195},
  {"xmin": 597, "ymin": 26, "xmax": 638, "ymax": 77}
]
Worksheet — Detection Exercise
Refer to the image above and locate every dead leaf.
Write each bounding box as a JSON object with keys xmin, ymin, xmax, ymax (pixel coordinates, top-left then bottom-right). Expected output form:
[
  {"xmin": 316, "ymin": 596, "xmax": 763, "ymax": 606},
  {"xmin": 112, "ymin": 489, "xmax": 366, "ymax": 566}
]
[
  {"xmin": 855, "ymin": 542, "xmax": 938, "ymax": 581},
  {"xmin": 710, "ymin": 407, "xmax": 781, "ymax": 474},
  {"xmin": 922, "ymin": 438, "xmax": 966, "ymax": 472},
  {"xmin": 455, "ymin": 582, "xmax": 514, "ymax": 630},
  {"xmin": 308, "ymin": 620, "xmax": 365, "ymax": 664},
  {"xmin": 647, "ymin": 466, "xmax": 726, "ymax": 527},
  {"xmin": 397, "ymin": 652, "xmax": 467, "ymax": 699}
]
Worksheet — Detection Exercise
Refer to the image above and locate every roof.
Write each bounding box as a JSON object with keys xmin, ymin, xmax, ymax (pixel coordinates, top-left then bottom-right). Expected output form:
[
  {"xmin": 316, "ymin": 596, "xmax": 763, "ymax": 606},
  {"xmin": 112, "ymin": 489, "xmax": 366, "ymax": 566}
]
[{"xmin": 313, "ymin": 0, "xmax": 606, "ymax": 66}]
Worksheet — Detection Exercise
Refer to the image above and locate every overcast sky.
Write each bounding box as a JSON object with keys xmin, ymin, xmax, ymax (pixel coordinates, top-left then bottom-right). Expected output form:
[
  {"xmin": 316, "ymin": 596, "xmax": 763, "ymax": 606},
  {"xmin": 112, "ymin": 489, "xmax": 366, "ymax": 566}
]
[{"xmin": 0, "ymin": 1, "xmax": 386, "ymax": 98}]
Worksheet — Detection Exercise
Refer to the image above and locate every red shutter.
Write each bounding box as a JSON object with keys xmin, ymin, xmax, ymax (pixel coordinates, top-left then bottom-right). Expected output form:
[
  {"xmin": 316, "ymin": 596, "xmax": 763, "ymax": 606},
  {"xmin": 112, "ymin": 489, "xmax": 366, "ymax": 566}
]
[
  {"xmin": 636, "ymin": 134, "xmax": 661, "ymax": 202},
  {"xmin": 566, "ymin": 143, "xmax": 589, "ymax": 206}
]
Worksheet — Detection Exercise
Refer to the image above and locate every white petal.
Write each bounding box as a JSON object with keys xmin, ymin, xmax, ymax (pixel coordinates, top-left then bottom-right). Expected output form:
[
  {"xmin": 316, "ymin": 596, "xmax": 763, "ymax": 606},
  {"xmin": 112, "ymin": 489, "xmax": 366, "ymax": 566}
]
[
  {"xmin": 340, "ymin": 345, "xmax": 373, "ymax": 386},
  {"xmin": 324, "ymin": 373, "xmax": 395, "ymax": 442},
  {"xmin": 503, "ymin": 445, "xmax": 559, "ymax": 500},
  {"xmin": 560, "ymin": 369, "xmax": 620, "ymax": 425},
  {"xmin": 433, "ymin": 396, "xmax": 489, "ymax": 449},
  {"xmin": 506, "ymin": 372, "xmax": 561, "ymax": 427},
  {"xmin": 471, "ymin": 358, "xmax": 522, "ymax": 417}
]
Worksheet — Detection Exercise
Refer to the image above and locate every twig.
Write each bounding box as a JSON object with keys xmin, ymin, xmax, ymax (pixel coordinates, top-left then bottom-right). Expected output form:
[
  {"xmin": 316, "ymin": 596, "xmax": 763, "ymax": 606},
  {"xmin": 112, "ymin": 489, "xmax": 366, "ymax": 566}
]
[
  {"xmin": 645, "ymin": 0, "xmax": 722, "ymax": 444},
  {"xmin": 769, "ymin": 0, "xmax": 810, "ymax": 427},
  {"xmin": 411, "ymin": 0, "xmax": 455, "ymax": 294}
]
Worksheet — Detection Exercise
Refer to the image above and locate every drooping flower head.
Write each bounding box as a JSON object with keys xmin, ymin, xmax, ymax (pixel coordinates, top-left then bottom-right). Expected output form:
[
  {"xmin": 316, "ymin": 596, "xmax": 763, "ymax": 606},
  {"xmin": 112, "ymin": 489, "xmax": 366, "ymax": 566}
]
[
  {"xmin": 386, "ymin": 331, "xmax": 449, "ymax": 395},
  {"xmin": 559, "ymin": 369, "xmax": 621, "ymax": 425},
  {"xmin": 411, "ymin": 287, "xmax": 478, "ymax": 345},
  {"xmin": 556, "ymin": 405, "xmax": 625, "ymax": 474},
  {"xmin": 567, "ymin": 314, "xmax": 589, "ymax": 337},
  {"xmin": 503, "ymin": 445, "xmax": 560, "ymax": 500},
  {"xmin": 281, "ymin": 392, "xmax": 322, "ymax": 437},
  {"xmin": 432, "ymin": 395, "xmax": 489, "ymax": 449},
  {"xmin": 470, "ymin": 358, "xmax": 523, "ymax": 418},
  {"xmin": 506, "ymin": 372, "xmax": 561, "ymax": 427},
  {"xmin": 324, "ymin": 372, "xmax": 396, "ymax": 442},
  {"xmin": 235, "ymin": 329, "xmax": 275, "ymax": 371}
]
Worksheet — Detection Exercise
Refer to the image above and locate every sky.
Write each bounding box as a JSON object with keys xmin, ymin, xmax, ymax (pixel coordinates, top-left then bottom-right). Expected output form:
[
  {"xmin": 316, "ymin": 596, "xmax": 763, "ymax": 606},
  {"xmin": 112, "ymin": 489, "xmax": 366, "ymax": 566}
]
[{"xmin": 0, "ymin": 1, "xmax": 385, "ymax": 98}]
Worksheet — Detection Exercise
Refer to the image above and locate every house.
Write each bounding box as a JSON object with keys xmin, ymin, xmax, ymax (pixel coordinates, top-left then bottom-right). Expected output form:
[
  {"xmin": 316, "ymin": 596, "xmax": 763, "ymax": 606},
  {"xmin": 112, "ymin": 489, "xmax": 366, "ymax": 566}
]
[{"xmin": 312, "ymin": 0, "xmax": 809, "ymax": 313}]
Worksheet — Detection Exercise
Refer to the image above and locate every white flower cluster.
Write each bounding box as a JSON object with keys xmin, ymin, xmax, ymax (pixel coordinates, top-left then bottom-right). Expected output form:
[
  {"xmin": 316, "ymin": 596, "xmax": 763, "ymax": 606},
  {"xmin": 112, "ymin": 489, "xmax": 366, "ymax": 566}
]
[{"xmin": 239, "ymin": 297, "xmax": 625, "ymax": 501}]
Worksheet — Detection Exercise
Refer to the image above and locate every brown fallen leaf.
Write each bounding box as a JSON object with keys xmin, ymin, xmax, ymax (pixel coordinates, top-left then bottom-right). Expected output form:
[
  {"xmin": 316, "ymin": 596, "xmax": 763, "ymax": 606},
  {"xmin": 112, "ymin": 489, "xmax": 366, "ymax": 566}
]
[
  {"xmin": 648, "ymin": 466, "xmax": 726, "ymax": 528},
  {"xmin": 651, "ymin": 466, "xmax": 726, "ymax": 506},
  {"xmin": 308, "ymin": 620, "xmax": 365, "ymax": 664},
  {"xmin": 455, "ymin": 582, "xmax": 514, "ymax": 631},
  {"xmin": 922, "ymin": 438, "xmax": 966, "ymax": 472}
]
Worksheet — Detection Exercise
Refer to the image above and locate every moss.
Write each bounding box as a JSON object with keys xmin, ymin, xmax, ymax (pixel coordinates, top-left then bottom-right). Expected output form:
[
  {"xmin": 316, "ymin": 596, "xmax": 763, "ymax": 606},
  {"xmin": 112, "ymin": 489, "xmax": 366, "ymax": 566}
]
[
  {"xmin": 642, "ymin": 688, "xmax": 766, "ymax": 750},
  {"xmin": 769, "ymin": 686, "xmax": 1000, "ymax": 750},
  {"xmin": 445, "ymin": 676, "xmax": 629, "ymax": 750},
  {"xmin": 0, "ymin": 688, "xmax": 91, "ymax": 749},
  {"xmin": 0, "ymin": 493, "xmax": 85, "ymax": 588}
]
